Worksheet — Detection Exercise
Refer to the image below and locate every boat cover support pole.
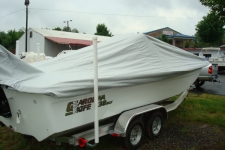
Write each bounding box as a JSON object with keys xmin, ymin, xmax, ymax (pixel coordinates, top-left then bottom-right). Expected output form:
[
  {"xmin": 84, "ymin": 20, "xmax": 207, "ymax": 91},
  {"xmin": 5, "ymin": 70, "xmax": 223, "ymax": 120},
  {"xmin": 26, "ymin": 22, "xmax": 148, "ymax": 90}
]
[
  {"xmin": 16, "ymin": 40, "xmax": 20, "ymax": 58},
  {"xmin": 93, "ymin": 37, "xmax": 99, "ymax": 143},
  {"xmin": 37, "ymin": 43, "xmax": 40, "ymax": 61}
]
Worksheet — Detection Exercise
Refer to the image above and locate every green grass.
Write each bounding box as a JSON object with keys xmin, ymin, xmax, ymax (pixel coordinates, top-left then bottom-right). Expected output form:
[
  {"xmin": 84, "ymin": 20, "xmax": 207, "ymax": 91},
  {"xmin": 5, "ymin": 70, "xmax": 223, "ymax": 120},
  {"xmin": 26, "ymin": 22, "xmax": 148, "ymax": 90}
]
[
  {"xmin": 0, "ymin": 126, "xmax": 122, "ymax": 150},
  {"xmin": 0, "ymin": 93, "xmax": 225, "ymax": 149},
  {"xmin": 168, "ymin": 93, "xmax": 225, "ymax": 127}
]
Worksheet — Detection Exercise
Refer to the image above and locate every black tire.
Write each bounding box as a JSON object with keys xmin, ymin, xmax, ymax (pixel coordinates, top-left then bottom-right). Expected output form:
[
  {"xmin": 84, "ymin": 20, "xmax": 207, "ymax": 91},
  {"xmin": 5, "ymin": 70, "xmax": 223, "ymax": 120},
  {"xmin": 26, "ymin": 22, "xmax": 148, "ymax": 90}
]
[
  {"xmin": 194, "ymin": 79, "xmax": 200, "ymax": 88},
  {"xmin": 0, "ymin": 122, "xmax": 5, "ymax": 127},
  {"xmin": 194, "ymin": 79, "xmax": 205, "ymax": 88},
  {"xmin": 198, "ymin": 81, "xmax": 205, "ymax": 86},
  {"xmin": 123, "ymin": 119, "xmax": 144, "ymax": 150},
  {"xmin": 145, "ymin": 111, "xmax": 163, "ymax": 140}
]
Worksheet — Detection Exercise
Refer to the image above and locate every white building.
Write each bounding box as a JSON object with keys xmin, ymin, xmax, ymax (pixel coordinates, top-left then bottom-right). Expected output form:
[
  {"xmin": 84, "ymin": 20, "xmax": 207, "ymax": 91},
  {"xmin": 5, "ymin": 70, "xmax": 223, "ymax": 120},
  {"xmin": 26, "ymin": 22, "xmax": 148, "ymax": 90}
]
[{"xmin": 18, "ymin": 28, "xmax": 109, "ymax": 57}]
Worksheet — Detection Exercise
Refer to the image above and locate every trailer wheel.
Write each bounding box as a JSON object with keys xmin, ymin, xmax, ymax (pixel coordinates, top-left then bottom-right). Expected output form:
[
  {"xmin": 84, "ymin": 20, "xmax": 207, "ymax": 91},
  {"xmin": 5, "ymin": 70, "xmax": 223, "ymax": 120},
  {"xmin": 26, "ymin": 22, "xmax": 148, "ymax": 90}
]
[
  {"xmin": 194, "ymin": 79, "xmax": 205, "ymax": 88},
  {"xmin": 194, "ymin": 79, "xmax": 200, "ymax": 88},
  {"xmin": 123, "ymin": 119, "xmax": 144, "ymax": 149},
  {"xmin": 145, "ymin": 111, "xmax": 163, "ymax": 140},
  {"xmin": 198, "ymin": 81, "xmax": 205, "ymax": 87}
]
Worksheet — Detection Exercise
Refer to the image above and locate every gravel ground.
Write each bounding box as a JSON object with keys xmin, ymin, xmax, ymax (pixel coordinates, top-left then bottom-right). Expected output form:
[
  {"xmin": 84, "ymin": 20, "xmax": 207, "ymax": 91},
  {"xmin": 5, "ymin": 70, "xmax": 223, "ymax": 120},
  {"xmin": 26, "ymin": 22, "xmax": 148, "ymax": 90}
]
[
  {"xmin": 1, "ymin": 120, "xmax": 223, "ymax": 150},
  {"xmin": 137, "ymin": 121, "xmax": 225, "ymax": 150}
]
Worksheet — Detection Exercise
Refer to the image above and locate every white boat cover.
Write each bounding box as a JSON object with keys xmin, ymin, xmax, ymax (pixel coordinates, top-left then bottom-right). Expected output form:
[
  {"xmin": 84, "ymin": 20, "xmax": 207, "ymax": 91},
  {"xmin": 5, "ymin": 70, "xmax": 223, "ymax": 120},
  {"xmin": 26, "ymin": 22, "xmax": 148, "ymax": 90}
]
[{"xmin": 0, "ymin": 34, "xmax": 208, "ymax": 98}]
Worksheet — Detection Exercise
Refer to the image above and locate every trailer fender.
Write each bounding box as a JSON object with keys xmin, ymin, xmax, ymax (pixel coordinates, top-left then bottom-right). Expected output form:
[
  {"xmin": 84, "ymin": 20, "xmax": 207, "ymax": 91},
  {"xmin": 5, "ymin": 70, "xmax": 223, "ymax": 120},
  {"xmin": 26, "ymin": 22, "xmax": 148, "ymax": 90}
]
[{"xmin": 111, "ymin": 104, "xmax": 167, "ymax": 137}]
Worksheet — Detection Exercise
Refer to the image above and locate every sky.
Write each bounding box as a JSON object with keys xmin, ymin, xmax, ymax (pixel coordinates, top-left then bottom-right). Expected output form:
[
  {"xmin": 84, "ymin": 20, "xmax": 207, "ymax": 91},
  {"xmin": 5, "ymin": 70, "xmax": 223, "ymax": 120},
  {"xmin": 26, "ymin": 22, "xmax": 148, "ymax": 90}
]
[{"xmin": 0, "ymin": 0, "xmax": 210, "ymax": 36}]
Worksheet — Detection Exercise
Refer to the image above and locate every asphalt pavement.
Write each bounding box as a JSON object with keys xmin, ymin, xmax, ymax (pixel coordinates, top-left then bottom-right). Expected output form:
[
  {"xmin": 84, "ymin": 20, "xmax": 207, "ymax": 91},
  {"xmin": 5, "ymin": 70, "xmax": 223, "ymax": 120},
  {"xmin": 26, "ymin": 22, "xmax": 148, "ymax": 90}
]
[{"xmin": 194, "ymin": 73, "xmax": 225, "ymax": 96}]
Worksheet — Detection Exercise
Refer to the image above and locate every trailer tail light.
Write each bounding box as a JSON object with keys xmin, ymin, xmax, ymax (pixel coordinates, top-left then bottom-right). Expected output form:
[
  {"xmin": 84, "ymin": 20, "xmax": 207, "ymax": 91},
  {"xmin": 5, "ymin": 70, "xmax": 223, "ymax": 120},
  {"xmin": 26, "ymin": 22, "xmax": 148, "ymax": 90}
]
[
  {"xmin": 208, "ymin": 66, "xmax": 212, "ymax": 74},
  {"xmin": 111, "ymin": 133, "xmax": 120, "ymax": 137},
  {"xmin": 78, "ymin": 138, "xmax": 87, "ymax": 148}
]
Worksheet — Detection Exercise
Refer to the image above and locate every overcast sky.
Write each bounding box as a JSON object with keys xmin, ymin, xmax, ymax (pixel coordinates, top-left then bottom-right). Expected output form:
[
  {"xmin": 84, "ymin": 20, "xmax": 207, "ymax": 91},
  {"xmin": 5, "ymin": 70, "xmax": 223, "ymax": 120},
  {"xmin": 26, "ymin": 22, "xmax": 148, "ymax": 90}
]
[{"xmin": 0, "ymin": 0, "xmax": 210, "ymax": 36}]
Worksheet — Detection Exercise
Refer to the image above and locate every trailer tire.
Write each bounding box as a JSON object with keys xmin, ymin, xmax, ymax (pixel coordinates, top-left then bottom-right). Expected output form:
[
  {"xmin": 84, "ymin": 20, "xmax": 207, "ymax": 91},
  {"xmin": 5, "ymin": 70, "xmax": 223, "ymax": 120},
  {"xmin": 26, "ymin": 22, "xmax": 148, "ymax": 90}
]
[
  {"xmin": 198, "ymin": 81, "xmax": 205, "ymax": 86},
  {"xmin": 194, "ymin": 79, "xmax": 200, "ymax": 88},
  {"xmin": 145, "ymin": 111, "xmax": 163, "ymax": 140},
  {"xmin": 0, "ymin": 122, "xmax": 5, "ymax": 127},
  {"xmin": 123, "ymin": 119, "xmax": 144, "ymax": 149}
]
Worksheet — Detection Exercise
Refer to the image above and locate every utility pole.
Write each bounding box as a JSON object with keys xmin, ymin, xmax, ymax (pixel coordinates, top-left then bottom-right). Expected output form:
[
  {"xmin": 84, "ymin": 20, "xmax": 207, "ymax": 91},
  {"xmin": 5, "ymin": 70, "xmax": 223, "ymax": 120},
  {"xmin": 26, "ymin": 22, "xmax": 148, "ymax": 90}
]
[
  {"xmin": 63, "ymin": 20, "xmax": 72, "ymax": 31},
  {"xmin": 24, "ymin": 0, "xmax": 30, "ymax": 52}
]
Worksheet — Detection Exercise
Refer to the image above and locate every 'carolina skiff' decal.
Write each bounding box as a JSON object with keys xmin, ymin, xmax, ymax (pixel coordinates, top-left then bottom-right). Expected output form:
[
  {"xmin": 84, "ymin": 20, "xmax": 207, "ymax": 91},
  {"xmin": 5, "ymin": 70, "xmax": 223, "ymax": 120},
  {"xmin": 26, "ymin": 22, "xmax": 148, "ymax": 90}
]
[{"xmin": 65, "ymin": 95, "xmax": 113, "ymax": 116}]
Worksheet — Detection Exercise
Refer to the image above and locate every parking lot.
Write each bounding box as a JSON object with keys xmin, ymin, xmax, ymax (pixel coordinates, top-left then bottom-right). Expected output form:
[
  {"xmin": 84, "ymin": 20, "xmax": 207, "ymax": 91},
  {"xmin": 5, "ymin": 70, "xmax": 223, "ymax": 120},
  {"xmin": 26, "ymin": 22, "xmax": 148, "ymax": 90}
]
[{"xmin": 194, "ymin": 73, "xmax": 225, "ymax": 96}]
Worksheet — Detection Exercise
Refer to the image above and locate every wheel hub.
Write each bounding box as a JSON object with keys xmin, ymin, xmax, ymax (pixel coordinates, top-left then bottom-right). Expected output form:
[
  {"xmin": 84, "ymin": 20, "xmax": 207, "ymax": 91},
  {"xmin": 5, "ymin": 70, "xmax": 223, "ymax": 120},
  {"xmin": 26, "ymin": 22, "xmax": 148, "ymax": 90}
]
[
  {"xmin": 152, "ymin": 117, "xmax": 162, "ymax": 135},
  {"xmin": 130, "ymin": 125, "xmax": 142, "ymax": 145}
]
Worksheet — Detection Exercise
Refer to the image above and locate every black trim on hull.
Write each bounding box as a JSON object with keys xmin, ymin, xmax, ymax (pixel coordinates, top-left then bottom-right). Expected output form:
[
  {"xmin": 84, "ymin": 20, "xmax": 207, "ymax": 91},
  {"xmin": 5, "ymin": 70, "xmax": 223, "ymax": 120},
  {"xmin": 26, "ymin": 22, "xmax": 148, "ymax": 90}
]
[{"xmin": 0, "ymin": 87, "xmax": 12, "ymax": 118}]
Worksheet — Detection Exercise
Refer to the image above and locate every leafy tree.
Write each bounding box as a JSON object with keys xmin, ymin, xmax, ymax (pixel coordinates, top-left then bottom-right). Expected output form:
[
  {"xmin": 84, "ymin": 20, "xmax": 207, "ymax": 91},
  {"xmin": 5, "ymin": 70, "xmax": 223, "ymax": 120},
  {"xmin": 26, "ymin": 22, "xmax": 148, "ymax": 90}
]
[
  {"xmin": 199, "ymin": 0, "xmax": 225, "ymax": 23},
  {"xmin": 52, "ymin": 27, "xmax": 62, "ymax": 31},
  {"xmin": 0, "ymin": 29, "xmax": 24, "ymax": 50},
  {"xmin": 53, "ymin": 27, "xmax": 79, "ymax": 33},
  {"xmin": 195, "ymin": 12, "xmax": 224, "ymax": 46},
  {"xmin": 194, "ymin": 32, "xmax": 213, "ymax": 47},
  {"xmin": 223, "ymin": 28, "xmax": 225, "ymax": 44},
  {"xmin": 158, "ymin": 34, "xmax": 168, "ymax": 43},
  {"xmin": 17, "ymin": 28, "xmax": 24, "ymax": 38},
  {"xmin": 62, "ymin": 26, "xmax": 71, "ymax": 32},
  {"xmin": 0, "ymin": 31, "xmax": 6, "ymax": 45},
  {"xmin": 71, "ymin": 28, "xmax": 79, "ymax": 33},
  {"xmin": 95, "ymin": 23, "xmax": 112, "ymax": 37}
]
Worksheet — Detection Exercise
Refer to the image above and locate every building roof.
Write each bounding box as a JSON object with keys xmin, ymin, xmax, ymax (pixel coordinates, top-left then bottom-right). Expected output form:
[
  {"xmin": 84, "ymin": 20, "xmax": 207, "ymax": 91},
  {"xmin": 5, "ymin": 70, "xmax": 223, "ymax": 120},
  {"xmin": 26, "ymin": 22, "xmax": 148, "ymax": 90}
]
[
  {"xmin": 202, "ymin": 47, "xmax": 220, "ymax": 51},
  {"xmin": 144, "ymin": 27, "xmax": 180, "ymax": 35},
  {"xmin": 31, "ymin": 28, "xmax": 109, "ymax": 45},
  {"xmin": 167, "ymin": 33, "xmax": 195, "ymax": 39},
  {"xmin": 45, "ymin": 37, "xmax": 93, "ymax": 46},
  {"xmin": 182, "ymin": 48, "xmax": 202, "ymax": 51}
]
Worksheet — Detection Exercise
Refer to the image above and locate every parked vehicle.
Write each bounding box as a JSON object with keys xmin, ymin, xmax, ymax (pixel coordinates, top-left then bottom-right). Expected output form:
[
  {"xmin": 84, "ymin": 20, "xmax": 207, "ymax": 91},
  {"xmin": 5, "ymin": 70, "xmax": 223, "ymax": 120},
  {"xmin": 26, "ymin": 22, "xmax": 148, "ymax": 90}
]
[
  {"xmin": 199, "ymin": 47, "xmax": 225, "ymax": 72},
  {"xmin": 194, "ymin": 63, "xmax": 220, "ymax": 88}
]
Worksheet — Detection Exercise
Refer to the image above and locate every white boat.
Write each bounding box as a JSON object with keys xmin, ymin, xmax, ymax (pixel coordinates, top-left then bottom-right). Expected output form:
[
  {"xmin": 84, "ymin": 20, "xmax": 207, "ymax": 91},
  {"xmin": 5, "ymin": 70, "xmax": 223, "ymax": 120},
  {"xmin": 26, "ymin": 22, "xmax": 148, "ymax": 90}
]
[{"xmin": 0, "ymin": 34, "xmax": 208, "ymax": 143}]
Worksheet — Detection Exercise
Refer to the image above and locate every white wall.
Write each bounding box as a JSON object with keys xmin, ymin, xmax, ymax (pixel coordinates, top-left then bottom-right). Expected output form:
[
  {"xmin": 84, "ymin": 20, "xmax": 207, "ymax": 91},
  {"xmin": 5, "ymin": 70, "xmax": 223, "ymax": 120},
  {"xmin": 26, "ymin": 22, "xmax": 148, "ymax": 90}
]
[
  {"xmin": 44, "ymin": 40, "xmax": 69, "ymax": 57},
  {"xmin": 18, "ymin": 28, "xmax": 45, "ymax": 55},
  {"xmin": 29, "ymin": 29, "xmax": 45, "ymax": 53},
  {"xmin": 17, "ymin": 28, "xmax": 94, "ymax": 57},
  {"xmin": 18, "ymin": 33, "xmax": 25, "ymax": 55},
  {"xmin": 44, "ymin": 40, "xmax": 86, "ymax": 57}
]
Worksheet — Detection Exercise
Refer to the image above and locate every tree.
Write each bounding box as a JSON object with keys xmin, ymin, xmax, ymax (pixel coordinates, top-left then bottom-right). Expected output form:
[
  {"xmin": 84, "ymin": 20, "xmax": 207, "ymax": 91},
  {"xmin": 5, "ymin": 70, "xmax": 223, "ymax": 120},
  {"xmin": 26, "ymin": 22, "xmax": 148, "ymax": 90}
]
[
  {"xmin": 53, "ymin": 27, "xmax": 79, "ymax": 33},
  {"xmin": 62, "ymin": 26, "xmax": 71, "ymax": 32},
  {"xmin": 52, "ymin": 27, "xmax": 62, "ymax": 31},
  {"xmin": 199, "ymin": 0, "xmax": 225, "ymax": 24},
  {"xmin": 17, "ymin": 28, "xmax": 24, "ymax": 38},
  {"xmin": 158, "ymin": 34, "xmax": 168, "ymax": 43},
  {"xmin": 0, "ymin": 29, "xmax": 24, "ymax": 50},
  {"xmin": 0, "ymin": 31, "xmax": 6, "ymax": 45},
  {"xmin": 195, "ymin": 12, "xmax": 224, "ymax": 45},
  {"xmin": 71, "ymin": 28, "xmax": 79, "ymax": 33},
  {"xmin": 194, "ymin": 32, "xmax": 212, "ymax": 47},
  {"xmin": 95, "ymin": 23, "xmax": 112, "ymax": 37},
  {"xmin": 223, "ymin": 28, "xmax": 225, "ymax": 44}
]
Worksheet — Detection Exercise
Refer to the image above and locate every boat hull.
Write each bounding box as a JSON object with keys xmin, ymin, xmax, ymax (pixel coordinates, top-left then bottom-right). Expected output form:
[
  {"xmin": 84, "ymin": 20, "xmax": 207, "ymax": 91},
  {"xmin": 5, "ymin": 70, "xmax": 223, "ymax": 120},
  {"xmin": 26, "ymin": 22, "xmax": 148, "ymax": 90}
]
[{"xmin": 0, "ymin": 69, "xmax": 200, "ymax": 141}]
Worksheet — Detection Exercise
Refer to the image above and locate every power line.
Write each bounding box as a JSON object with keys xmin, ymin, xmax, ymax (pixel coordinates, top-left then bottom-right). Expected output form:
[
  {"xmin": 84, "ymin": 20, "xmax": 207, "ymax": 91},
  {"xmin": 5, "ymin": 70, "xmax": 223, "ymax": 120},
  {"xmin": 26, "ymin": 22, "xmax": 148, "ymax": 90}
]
[
  {"xmin": 0, "ymin": 9, "xmax": 25, "ymax": 19},
  {"xmin": 30, "ymin": 8, "xmax": 201, "ymax": 20}
]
